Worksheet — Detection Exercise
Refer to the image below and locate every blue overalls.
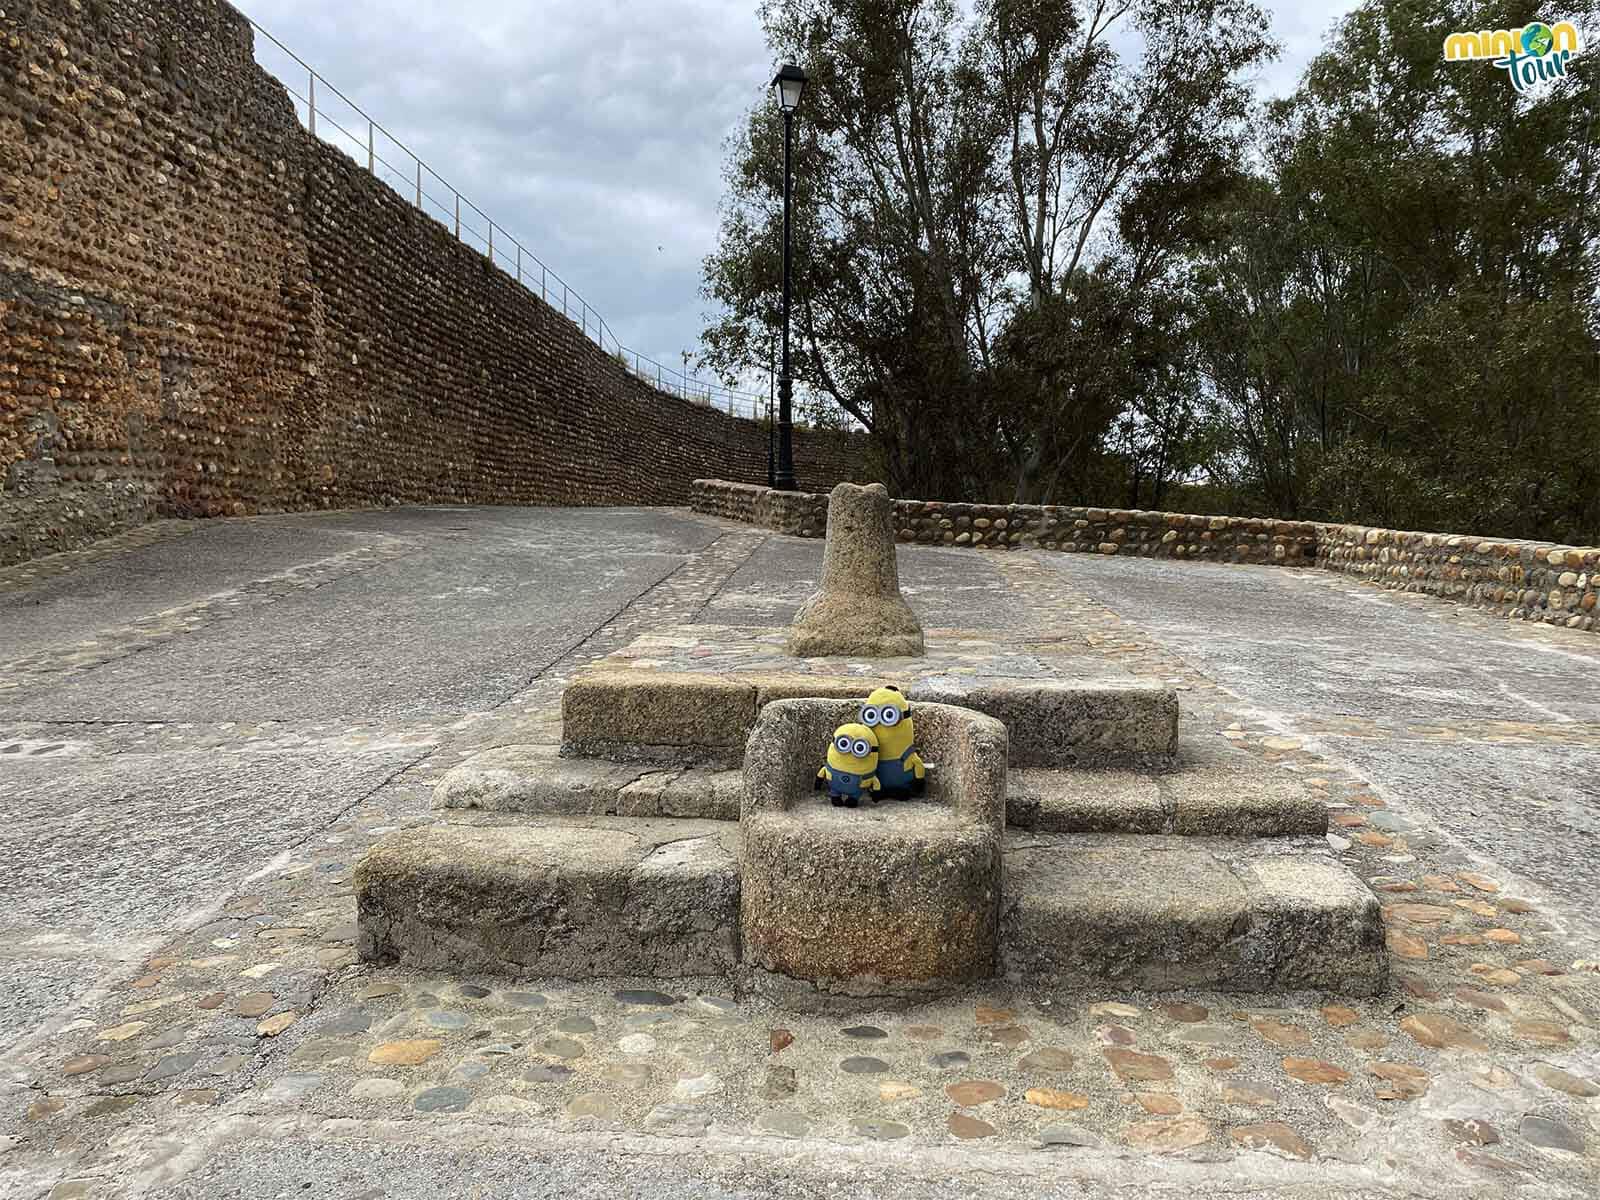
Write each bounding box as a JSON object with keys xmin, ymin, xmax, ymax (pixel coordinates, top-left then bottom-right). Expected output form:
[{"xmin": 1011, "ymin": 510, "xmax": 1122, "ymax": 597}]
[
  {"xmin": 876, "ymin": 749, "xmax": 917, "ymax": 794},
  {"xmin": 828, "ymin": 768, "xmax": 868, "ymax": 802}
]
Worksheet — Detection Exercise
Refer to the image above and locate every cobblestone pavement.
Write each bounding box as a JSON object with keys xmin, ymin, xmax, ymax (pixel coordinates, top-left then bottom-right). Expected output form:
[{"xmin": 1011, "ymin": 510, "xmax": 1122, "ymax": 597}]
[{"xmin": 2, "ymin": 508, "xmax": 1597, "ymax": 1200}]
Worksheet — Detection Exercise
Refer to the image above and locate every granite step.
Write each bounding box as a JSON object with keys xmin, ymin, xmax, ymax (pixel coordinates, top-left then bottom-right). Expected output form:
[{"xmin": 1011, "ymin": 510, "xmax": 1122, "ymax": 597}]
[
  {"xmin": 560, "ymin": 670, "xmax": 1178, "ymax": 769},
  {"xmin": 434, "ymin": 745, "xmax": 745, "ymax": 821},
  {"xmin": 356, "ymin": 817, "xmax": 1385, "ymax": 996},
  {"xmin": 1006, "ymin": 735, "xmax": 1326, "ymax": 836},
  {"xmin": 356, "ymin": 814, "xmax": 740, "ymax": 979},
  {"xmin": 1002, "ymin": 832, "xmax": 1385, "ymax": 995},
  {"xmin": 434, "ymin": 735, "xmax": 1325, "ymax": 837}
]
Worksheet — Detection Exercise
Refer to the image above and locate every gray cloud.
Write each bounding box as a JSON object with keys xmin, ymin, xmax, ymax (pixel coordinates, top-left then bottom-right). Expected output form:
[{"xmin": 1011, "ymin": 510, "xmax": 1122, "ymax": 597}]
[{"xmin": 244, "ymin": 0, "xmax": 1360, "ymax": 388}]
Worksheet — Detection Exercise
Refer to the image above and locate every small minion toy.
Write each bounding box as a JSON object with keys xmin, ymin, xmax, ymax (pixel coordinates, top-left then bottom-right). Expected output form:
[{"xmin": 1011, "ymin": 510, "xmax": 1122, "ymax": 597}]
[
  {"xmin": 814, "ymin": 722, "xmax": 881, "ymax": 808},
  {"xmin": 858, "ymin": 685, "xmax": 925, "ymax": 798}
]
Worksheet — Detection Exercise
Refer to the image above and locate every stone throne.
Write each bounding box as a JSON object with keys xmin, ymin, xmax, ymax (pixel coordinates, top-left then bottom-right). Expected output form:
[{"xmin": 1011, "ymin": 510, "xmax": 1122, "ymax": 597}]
[
  {"xmin": 739, "ymin": 698, "xmax": 1008, "ymax": 1008},
  {"xmin": 355, "ymin": 472, "xmax": 1384, "ymax": 1007}
]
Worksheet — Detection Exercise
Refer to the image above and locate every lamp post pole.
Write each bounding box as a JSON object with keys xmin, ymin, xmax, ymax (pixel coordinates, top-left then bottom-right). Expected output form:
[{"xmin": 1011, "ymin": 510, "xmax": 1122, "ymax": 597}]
[
  {"xmin": 767, "ymin": 342, "xmax": 776, "ymax": 488},
  {"xmin": 771, "ymin": 63, "xmax": 806, "ymax": 491}
]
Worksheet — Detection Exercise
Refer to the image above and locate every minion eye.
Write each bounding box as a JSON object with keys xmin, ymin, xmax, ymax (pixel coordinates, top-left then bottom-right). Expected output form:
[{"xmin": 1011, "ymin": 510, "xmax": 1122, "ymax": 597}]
[
  {"xmin": 852, "ymin": 738, "xmax": 870, "ymax": 757},
  {"xmin": 879, "ymin": 707, "xmax": 900, "ymax": 726},
  {"xmin": 861, "ymin": 705, "xmax": 880, "ymax": 725},
  {"xmin": 835, "ymin": 734, "xmax": 853, "ymax": 753}
]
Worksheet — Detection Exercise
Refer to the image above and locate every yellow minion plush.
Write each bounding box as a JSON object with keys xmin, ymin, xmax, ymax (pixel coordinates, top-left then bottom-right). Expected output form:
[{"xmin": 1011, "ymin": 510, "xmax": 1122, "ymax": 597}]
[
  {"xmin": 858, "ymin": 685, "xmax": 925, "ymax": 798},
  {"xmin": 814, "ymin": 722, "xmax": 881, "ymax": 808}
]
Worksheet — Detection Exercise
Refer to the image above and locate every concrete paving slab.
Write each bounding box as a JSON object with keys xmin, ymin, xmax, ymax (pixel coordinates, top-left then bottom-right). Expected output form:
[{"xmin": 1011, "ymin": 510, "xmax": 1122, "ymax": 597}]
[
  {"xmin": 2, "ymin": 507, "xmax": 724, "ymax": 723},
  {"xmin": 1032, "ymin": 553, "xmax": 1600, "ymax": 724},
  {"xmin": 0, "ymin": 748, "xmax": 419, "ymax": 943},
  {"xmin": 1316, "ymin": 737, "xmax": 1600, "ymax": 902}
]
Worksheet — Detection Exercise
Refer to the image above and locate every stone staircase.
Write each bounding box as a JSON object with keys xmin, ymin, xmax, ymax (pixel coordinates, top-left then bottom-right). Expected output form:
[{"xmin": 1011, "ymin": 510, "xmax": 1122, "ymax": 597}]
[{"xmin": 356, "ymin": 667, "xmax": 1385, "ymax": 1006}]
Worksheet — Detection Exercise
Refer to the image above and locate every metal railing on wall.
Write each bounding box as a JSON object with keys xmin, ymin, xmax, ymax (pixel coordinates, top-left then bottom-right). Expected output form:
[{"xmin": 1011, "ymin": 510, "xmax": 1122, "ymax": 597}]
[{"xmin": 247, "ymin": 18, "xmax": 768, "ymax": 421}]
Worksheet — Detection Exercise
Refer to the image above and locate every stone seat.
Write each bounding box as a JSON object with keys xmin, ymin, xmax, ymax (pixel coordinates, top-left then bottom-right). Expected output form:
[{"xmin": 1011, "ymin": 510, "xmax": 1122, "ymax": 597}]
[
  {"xmin": 738, "ymin": 698, "xmax": 1008, "ymax": 1007},
  {"xmin": 1002, "ymin": 832, "xmax": 1386, "ymax": 995},
  {"xmin": 355, "ymin": 815, "xmax": 739, "ymax": 979}
]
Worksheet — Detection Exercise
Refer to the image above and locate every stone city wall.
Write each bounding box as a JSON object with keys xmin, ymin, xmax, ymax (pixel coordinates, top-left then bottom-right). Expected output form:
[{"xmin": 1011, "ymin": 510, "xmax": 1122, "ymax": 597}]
[
  {"xmin": 0, "ymin": 0, "xmax": 871, "ymax": 566},
  {"xmin": 691, "ymin": 480, "xmax": 1317, "ymax": 564}
]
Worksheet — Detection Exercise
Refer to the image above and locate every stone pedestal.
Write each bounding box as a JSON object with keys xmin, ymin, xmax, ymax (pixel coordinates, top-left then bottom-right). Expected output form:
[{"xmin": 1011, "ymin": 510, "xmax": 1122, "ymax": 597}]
[
  {"xmin": 739, "ymin": 698, "xmax": 1007, "ymax": 1008},
  {"xmin": 787, "ymin": 482, "xmax": 924, "ymax": 657}
]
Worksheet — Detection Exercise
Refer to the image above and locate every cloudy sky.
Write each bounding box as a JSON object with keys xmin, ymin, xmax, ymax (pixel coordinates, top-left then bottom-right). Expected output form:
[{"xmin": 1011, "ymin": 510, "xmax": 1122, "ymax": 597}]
[{"xmin": 244, "ymin": 0, "xmax": 1361, "ymax": 397}]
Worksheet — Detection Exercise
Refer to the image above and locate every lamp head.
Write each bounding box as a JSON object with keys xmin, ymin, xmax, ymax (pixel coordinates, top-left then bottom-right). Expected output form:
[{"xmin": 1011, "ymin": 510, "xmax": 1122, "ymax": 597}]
[{"xmin": 772, "ymin": 63, "xmax": 807, "ymax": 112}]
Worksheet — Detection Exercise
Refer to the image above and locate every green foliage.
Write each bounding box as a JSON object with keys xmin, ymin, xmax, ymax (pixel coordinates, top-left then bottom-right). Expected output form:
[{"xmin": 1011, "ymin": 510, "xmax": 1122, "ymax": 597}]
[
  {"xmin": 703, "ymin": 0, "xmax": 1600, "ymax": 542},
  {"xmin": 1192, "ymin": 0, "xmax": 1600, "ymax": 541},
  {"xmin": 702, "ymin": 0, "xmax": 1271, "ymax": 500}
]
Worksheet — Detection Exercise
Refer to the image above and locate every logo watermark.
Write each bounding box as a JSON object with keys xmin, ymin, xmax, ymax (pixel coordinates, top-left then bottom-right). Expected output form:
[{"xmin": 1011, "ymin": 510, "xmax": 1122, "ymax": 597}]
[{"xmin": 1444, "ymin": 21, "xmax": 1582, "ymax": 92}]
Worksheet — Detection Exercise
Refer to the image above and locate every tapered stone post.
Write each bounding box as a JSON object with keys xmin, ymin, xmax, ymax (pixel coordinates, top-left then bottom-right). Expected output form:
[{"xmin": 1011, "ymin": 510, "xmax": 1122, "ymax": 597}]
[{"xmin": 787, "ymin": 482, "xmax": 925, "ymax": 658}]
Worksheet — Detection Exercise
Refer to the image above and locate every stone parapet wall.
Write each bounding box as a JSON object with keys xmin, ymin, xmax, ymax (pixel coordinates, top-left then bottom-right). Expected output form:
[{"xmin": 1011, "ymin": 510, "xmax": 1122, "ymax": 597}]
[
  {"xmin": 692, "ymin": 480, "xmax": 1600, "ymax": 634},
  {"xmin": 3, "ymin": 0, "xmax": 313, "ymax": 561},
  {"xmin": 691, "ymin": 480, "xmax": 1317, "ymax": 564},
  {"xmin": 688, "ymin": 479, "xmax": 828, "ymax": 537},
  {"xmin": 1317, "ymin": 524, "xmax": 1599, "ymax": 632},
  {"xmin": 296, "ymin": 142, "xmax": 871, "ymax": 512},
  {"xmin": 894, "ymin": 498, "xmax": 1316, "ymax": 562},
  {"xmin": 0, "ymin": 0, "xmax": 871, "ymax": 565},
  {"xmin": 689, "ymin": 480, "xmax": 764, "ymax": 525}
]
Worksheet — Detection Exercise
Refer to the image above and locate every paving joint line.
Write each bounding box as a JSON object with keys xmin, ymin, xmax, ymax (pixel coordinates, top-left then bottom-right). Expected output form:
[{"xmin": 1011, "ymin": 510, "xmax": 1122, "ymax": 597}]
[{"xmin": 0, "ymin": 537, "xmax": 430, "ymax": 695}]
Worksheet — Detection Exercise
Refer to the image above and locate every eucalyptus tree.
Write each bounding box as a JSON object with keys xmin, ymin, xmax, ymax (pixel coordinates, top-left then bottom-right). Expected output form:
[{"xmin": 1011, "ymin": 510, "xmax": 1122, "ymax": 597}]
[
  {"xmin": 1191, "ymin": 0, "xmax": 1600, "ymax": 540},
  {"xmin": 701, "ymin": 0, "xmax": 1274, "ymax": 499}
]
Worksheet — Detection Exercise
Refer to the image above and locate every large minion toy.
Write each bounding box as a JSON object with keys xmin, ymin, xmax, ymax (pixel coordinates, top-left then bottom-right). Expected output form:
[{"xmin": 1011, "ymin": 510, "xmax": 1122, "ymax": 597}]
[
  {"xmin": 859, "ymin": 685, "xmax": 926, "ymax": 798},
  {"xmin": 814, "ymin": 722, "xmax": 881, "ymax": 808}
]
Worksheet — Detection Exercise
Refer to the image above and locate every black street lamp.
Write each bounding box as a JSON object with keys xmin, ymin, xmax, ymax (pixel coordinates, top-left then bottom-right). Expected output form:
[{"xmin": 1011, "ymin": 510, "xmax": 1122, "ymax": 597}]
[
  {"xmin": 766, "ymin": 341, "xmax": 776, "ymax": 488},
  {"xmin": 771, "ymin": 62, "xmax": 806, "ymax": 491}
]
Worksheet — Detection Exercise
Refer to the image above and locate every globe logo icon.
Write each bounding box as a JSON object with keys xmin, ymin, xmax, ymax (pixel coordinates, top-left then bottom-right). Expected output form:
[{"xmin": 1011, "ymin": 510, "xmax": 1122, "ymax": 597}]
[{"xmin": 1522, "ymin": 22, "xmax": 1554, "ymax": 55}]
